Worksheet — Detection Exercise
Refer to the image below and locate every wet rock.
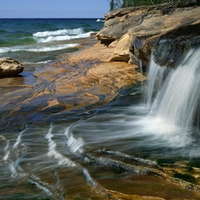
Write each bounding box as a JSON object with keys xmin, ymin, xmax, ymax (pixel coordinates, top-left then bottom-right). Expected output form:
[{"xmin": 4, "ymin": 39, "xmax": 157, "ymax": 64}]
[
  {"xmin": 0, "ymin": 57, "xmax": 24, "ymax": 78},
  {"xmin": 0, "ymin": 53, "xmax": 145, "ymax": 131},
  {"xmin": 153, "ymin": 24, "xmax": 200, "ymax": 67}
]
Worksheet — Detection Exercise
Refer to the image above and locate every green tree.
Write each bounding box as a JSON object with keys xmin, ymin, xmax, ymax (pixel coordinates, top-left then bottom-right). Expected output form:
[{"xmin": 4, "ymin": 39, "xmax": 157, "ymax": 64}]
[
  {"xmin": 110, "ymin": 0, "xmax": 114, "ymax": 11},
  {"xmin": 108, "ymin": 0, "xmax": 124, "ymax": 10},
  {"xmin": 108, "ymin": 0, "xmax": 184, "ymax": 10}
]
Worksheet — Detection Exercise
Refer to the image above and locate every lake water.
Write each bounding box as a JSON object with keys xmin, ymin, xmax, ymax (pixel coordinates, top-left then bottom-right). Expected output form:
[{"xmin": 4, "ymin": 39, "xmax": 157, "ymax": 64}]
[
  {"xmin": 0, "ymin": 18, "xmax": 104, "ymax": 64},
  {"xmin": 0, "ymin": 19, "xmax": 200, "ymax": 199}
]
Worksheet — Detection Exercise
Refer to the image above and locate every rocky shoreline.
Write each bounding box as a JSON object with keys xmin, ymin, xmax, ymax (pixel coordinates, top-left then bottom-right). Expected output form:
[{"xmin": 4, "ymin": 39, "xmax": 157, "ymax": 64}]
[
  {"xmin": 0, "ymin": 0, "xmax": 200, "ymax": 129},
  {"xmin": 1, "ymin": 0, "xmax": 200, "ymax": 131},
  {"xmin": 1, "ymin": 2, "xmax": 200, "ymax": 199},
  {"xmin": 0, "ymin": 35, "xmax": 145, "ymax": 132}
]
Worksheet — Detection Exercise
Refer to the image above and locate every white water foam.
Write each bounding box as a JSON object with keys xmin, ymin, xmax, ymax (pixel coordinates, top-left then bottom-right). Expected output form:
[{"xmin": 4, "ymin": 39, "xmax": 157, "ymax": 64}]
[
  {"xmin": 82, "ymin": 168, "xmax": 97, "ymax": 187},
  {"xmin": 152, "ymin": 47, "xmax": 200, "ymax": 128},
  {"xmin": 45, "ymin": 124, "xmax": 76, "ymax": 167},
  {"xmin": 9, "ymin": 162, "xmax": 18, "ymax": 178},
  {"xmin": 96, "ymin": 19, "xmax": 104, "ymax": 22},
  {"xmin": 146, "ymin": 56, "xmax": 170, "ymax": 108},
  {"xmin": 138, "ymin": 47, "xmax": 200, "ymax": 147},
  {"xmin": 30, "ymin": 180, "xmax": 53, "ymax": 196},
  {"xmin": 3, "ymin": 128, "xmax": 28, "ymax": 178},
  {"xmin": 64, "ymin": 126, "xmax": 84, "ymax": 154},
  {"xmin": 33, "ymin": 28, "xmax": 83, "ymax": 38},
  {"xmin": 35, "ymin": 32, "xmax": 93, "ymax": 43},
  {"xmin": 3, "ymin": 140, "xmax": 10, "ymax": 162},
  {"xmin": 22, "ymin": 60, "xmax": 52, "ymax": 65},
  {"xmin": 13, "ymin": 127, "xmax": 27, "ymax": 149},
  {"xmin": 0, "ymin": 43, "xmax": 78, "ymax": 54},
  {"xmin": 33, "ymin": 28, "xmax": 94, "ymax": 43}
]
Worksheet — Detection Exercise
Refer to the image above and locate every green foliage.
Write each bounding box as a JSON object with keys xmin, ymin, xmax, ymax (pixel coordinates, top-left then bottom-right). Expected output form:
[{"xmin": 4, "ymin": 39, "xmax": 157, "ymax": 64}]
[{"xmin": 108, "ymin": 0, "xmax": 185, "ymax": 10}]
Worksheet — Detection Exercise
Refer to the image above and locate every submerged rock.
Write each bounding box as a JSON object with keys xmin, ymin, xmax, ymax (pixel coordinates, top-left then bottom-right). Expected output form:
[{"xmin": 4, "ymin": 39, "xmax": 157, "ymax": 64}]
[{"xmin": 0, "ymin": 57, "xmax": 24, "ymax": 78}]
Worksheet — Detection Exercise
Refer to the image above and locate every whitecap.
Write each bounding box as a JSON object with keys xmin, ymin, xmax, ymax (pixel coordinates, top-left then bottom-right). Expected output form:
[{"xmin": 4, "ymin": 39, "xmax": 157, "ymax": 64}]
[
  {"xmin": 27, "ymin": 43, "xmax": 79, "ymax": 52},
  {"xmin": 96, "ymin": 19, "xmax": 104, "ymax": 22},
  {"xmin": 33, "ymin": 28, "xmax": 83, "ymax": 38},
  {"xmin": 35, "ymin": 32, "xmax": 94, "ymax": 43},
  {"xmin": 0, "ymin": 43, "xmax": 78, "ymax": 54}
]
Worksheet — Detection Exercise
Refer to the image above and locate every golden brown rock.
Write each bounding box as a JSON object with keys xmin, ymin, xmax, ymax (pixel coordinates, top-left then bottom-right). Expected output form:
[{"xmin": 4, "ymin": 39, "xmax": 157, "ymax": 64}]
[
  {"xmin": 97, "ymin": 2, "xmax": 200, "ymax": 67},
  {"xmin": 0, "ymin": 39, "xmax": 145, "ymax": 127},
  {"xmin": 0, "ymin": 57, "xmax": 24, "ymax": 78}
]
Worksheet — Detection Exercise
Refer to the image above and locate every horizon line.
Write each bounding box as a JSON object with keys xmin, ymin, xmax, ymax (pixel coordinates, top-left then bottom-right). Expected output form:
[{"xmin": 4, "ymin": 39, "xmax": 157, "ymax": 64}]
[{"xmin": 0, "ymin": 17, "xmax": 105, "ymax": 19}]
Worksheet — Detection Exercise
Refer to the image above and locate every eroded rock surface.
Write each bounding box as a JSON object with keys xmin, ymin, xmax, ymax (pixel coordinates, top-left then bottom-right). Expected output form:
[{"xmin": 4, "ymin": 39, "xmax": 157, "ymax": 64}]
[
  {"xmin": 0, "ymin": 57, "xmax": 24, "ymax": 78},
  {"xmin": 1, "ymin": 3, "xmax": 200, "ymax": 200},
  {"xmin": 97, "ymin": 0, "xmax": 200, "ymax": 67},
  {"xmin": 0, "ymin": 42, "xmax": 145, "ymax": 130},
  {"xmin": 1, "ymin": 1, "xmax": 200, "ymax": 130}
]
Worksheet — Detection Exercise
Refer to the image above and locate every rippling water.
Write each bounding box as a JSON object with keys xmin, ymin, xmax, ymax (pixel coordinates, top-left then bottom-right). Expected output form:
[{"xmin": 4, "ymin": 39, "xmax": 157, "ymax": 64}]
[
  {"xmin": 1, "ymin": 19, "xmax": 200, "ymax": 200},
  {"xmin": 1, "ymin": 89, "xmax": 200, "ymax": 199},
  {"xmin": 0, "ymin": 18, "xmax": 103, "ymax": 64}
]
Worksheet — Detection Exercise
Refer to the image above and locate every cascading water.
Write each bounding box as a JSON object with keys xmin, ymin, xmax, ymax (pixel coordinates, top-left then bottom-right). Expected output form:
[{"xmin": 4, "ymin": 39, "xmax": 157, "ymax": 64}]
[
  {"xmin": 153, "ymin": 47, "xmax": 200, "ymax": 127},
  {"xmin": 1, "ymin": 44, "xmax": 200, "ymax": 200},
  {"xmin": 146, "ymin": 57, "xmax": 169, "ymax": 108},
  {"xmin": 145, "ymin": 46, "xmax": 200, "ymax": 146}
]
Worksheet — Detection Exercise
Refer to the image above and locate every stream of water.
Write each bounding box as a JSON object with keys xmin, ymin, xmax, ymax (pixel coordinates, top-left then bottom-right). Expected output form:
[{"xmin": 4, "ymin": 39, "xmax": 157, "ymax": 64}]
[{"xmin": 1, "ymin": 47, "xmax": 200, "ymax": 199}]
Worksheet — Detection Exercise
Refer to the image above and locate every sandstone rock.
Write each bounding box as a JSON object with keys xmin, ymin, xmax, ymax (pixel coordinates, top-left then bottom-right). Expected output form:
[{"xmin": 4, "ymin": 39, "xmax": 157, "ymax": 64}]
[
  {"xmin": 108, "ymin": 33, "xmax": 132, "ymax": 62},
  {"xmin": 0, "ymin": 57, "xmax": 24, "ymax": 78},
  {"xmin": 97, "ymin": 1, "xmax": 200, "ymax": 68}
]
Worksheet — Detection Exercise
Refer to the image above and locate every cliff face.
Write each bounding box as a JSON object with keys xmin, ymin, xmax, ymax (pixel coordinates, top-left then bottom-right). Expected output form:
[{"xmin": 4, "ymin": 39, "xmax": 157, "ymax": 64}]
[{"xmin": 97, "ymin": 0, "xmax": 200, "ymax": 68}]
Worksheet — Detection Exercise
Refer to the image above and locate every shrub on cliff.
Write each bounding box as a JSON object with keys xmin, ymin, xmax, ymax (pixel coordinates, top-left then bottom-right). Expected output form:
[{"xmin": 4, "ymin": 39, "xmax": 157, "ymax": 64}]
[{"xmin": 109, "ymin": 0, "xmax": 187, "ymax": 10}]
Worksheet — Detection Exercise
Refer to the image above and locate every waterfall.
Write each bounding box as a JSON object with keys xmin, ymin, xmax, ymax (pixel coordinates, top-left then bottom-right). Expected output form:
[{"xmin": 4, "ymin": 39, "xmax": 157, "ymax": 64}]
[
  {"xmin": 147, "ymin": 47, "xmax": 200, "ymax": 131},
  {"xmin": 146, "ymin": 57, "xmax": 170, "ymax": 108}
]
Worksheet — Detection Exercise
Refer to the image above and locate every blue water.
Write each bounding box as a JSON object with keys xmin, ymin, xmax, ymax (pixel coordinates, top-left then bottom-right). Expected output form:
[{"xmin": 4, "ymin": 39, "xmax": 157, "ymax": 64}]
[
  {"xmin": 0, "ymin": 18, "xmax": 104, "ymax": 64},
  {"xmin": 1, "ymin": 19, "xmax": 200, "ymax": 200}
]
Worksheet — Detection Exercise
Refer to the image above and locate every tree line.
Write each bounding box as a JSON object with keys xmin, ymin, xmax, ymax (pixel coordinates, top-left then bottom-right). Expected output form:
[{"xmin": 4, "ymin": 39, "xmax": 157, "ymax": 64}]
[{"xmin": 109, "ymin": 0, "xmax": 184, "ymax": 10}]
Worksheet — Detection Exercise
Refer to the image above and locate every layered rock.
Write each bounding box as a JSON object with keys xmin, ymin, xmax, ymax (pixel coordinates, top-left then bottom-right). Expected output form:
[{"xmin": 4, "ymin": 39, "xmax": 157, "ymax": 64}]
[
  {"xmin": 0, "ymin": 57, "xmax": 24, "ymax": 78},
  {"xmin": 2, "ymin": 1, "xmax": 200, "ymax": 127},
  {"xmin": 0, "ymin": 41, "xmax": 145, "ymax": 129},
  {"xmin": 97, "ymin": 0, "xmax": 200, "ymax": 68}
]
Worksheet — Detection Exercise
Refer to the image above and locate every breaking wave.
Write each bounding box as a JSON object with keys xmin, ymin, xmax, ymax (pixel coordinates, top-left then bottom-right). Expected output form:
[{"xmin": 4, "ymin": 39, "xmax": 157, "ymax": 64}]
[
  {"xmin": 0, "ymin": 43, "xmax": 78, "ymax": 53},
  {"xmin": 33, "ymin": 28, "xmax": 94, "ymax": 43},
  {"xmin": 33, "ymin": 28, "xmax": 83, "ymax": 37}
]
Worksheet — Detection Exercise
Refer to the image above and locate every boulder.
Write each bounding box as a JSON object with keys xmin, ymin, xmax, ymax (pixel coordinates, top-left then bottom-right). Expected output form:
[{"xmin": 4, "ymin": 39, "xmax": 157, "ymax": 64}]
[
  {"xmin": 97, "ymin": 0, "xmax": 200, "ymax": 68},
  {"xmin": 0, "ymin": 57, "xmax": 24, "ymax": 78}
]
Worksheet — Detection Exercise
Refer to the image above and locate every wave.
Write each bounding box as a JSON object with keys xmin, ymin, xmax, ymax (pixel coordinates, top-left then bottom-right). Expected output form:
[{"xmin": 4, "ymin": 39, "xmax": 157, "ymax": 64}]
[
  {"xmin": 96, "ymin": 19, "xmax": 104, "ymax": 22},
  {"xmin": 33, "ymin": 28, "xmax": 94, "ymax": 43},
  {"xmin": 0, "ymin": 43, "xmax": 79, "ymax": 54},
  {"xmin": 33, "ymin": 28, "xmax": 83, "ymax": 37},
  {"xmin": 0, "ymin": 29, "xmax": 7, "ymax": 33},
  {"xmin": 0, "ymin": 37, "xmax": 36, "ymax": 47},
  {"xmin": 35, "ymin": 32, "xmax": 94, "ymax": 43},
  {"xmin": 22, "ymin": 60, "xmax": 53, "ymax": 65}
]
